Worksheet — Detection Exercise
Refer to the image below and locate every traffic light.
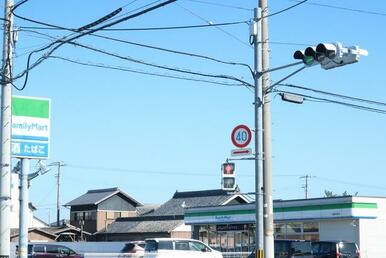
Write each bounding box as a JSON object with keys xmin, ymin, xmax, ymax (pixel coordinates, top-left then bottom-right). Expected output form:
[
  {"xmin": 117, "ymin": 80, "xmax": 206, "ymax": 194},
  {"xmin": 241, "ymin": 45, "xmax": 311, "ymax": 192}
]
[
  {"xmin": 221, "ymin": 162, "xmax": 236, "ymax": 191},
  {"xmin": 294, "ymin": 42, "xmax": 368, "ymax": 70}
]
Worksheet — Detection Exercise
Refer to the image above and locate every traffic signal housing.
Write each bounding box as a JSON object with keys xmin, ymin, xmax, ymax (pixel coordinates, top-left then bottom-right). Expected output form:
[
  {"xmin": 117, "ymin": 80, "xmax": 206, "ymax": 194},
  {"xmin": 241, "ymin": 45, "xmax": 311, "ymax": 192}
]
[
  {"xmin": 294, "ymin": 42, "xmax": 368, "ymax": 70},
  {"xmin": 221, "ymin": 162, "xmax": 236, "ymax": 191}
]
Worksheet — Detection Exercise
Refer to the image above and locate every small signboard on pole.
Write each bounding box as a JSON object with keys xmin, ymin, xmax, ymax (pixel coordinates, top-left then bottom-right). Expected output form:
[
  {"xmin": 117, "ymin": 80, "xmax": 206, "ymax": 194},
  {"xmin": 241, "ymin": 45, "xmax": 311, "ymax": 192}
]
[
  {"xmin": 231, "ymin": 148, "xmax": 252, "ymax": 157},
  {"xmin": 231, "ymin": 124, "xmax": 252, "ymax": 148},
  {"xmin": 230, "ymin": 124, "xmax": 252, "ymax": 157},
  {"xmin": 11, "ymin": 96, "xmax": 51, "ymax": 159}
]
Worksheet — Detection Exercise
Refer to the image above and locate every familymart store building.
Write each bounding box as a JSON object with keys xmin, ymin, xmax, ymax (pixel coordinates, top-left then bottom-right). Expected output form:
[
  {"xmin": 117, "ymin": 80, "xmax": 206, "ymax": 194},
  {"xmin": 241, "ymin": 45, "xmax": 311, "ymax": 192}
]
[{"xmin": 185, "ymin": 196, "xmax": 386, "ymax": 258}]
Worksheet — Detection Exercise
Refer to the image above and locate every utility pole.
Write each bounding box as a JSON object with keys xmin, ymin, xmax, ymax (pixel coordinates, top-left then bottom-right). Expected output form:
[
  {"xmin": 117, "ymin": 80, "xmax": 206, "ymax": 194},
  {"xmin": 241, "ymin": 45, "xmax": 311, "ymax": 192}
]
[
  {"xmin": 260, "ymin": 0, "xmax": 274, "ymax": 258},
  {"xmin": 300, "ymin": 174, "xmax": 312, "ymax": 199},
  {"xmin": 0, "ymin": 0, "xmax": 13, "ymax": 257},
  {"xmin": 252, "ymin": 7, "xmax": 264, "ymax": 258},
  {"xmin": 18, "ymin": 159, "xmax": 29, "ymax": 258},
  {"xmin": 51, "ymin": 162, "xmax": 65, "ymax": 227}
]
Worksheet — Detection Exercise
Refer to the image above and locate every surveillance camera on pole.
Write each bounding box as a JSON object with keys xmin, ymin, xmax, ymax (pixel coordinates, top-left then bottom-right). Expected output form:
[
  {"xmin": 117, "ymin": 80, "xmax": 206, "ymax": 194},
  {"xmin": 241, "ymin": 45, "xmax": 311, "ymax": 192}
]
[{"xmin": 294, "ymin": 42, "xmax": 368, "ymax": 70}]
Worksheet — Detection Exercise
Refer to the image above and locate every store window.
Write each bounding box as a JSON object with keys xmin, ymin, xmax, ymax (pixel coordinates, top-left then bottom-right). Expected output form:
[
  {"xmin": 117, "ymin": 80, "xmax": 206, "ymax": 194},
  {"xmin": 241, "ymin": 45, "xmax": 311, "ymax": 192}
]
[
  {"xmin": 197, "ymin": 224, "xmax": 255, "ymax": 253},
  {"xmin": 274, "ymin": 222, "xmax": 319, "ymax": 240}
]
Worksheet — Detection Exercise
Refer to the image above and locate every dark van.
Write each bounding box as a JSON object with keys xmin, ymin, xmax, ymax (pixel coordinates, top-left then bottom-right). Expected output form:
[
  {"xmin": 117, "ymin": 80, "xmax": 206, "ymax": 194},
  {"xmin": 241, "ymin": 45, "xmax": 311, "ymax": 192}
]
[
  {"xmin": 17, "ymin": 244, "xmax": 83, "ymax": 258},
  {"xmin": 312, "ymin": 241, "xmax": 360, "ymax": 258}
]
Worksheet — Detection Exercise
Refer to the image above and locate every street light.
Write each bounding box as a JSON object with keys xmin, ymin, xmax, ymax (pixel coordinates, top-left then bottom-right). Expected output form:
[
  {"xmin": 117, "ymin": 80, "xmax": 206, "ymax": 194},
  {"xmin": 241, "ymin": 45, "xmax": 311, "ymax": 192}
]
[{"xmin": 13, "ymin": 159, "xmax": 51, "ymax": 258}]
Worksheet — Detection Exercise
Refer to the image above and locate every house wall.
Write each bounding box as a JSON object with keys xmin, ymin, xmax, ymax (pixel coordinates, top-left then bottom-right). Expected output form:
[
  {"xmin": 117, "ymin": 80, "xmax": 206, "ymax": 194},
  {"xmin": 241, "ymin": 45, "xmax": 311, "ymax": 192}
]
[
  {"xmin": 358, "ymin": 198, "xmax": 386, "ymax": 258},
  {"xmin": 98, "ymin": 195, "xmax": 137, "ymax": 211},
  {"xmin": 70, "ymin": 195, "xmax": 139, "ymax": 234},
  {"xmin": 11, "ymin": 231, "xmax": 55, "ymax": 242},
  {"xmin": 170, "ymin": 223, "xmax": 191, "ymax": 239},
  {"xmin": 95, "ymin": 232, "xmax": 171, "ymax": 241}
]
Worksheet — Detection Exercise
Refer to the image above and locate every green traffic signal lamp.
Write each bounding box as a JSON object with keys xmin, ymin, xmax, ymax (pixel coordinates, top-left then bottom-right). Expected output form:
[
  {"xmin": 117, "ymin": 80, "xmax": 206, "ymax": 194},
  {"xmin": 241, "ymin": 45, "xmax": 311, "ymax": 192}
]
[{"xmin": 293, "ymin": 50, "xmax": 315, "ymax": 66}]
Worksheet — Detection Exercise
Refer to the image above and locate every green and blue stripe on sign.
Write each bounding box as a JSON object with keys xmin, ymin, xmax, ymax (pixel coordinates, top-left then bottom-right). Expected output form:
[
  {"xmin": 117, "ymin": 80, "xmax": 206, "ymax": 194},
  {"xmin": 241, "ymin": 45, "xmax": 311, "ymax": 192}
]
[{"xmin": 184, "ymin": 202, "xmax": 378, "ymax": 224}]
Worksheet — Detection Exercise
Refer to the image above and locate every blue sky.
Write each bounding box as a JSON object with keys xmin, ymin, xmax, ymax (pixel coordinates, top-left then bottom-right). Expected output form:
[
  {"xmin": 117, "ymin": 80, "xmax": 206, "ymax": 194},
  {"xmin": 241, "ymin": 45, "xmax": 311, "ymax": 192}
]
[{"xmin": 4, "ymin": 0, "xmax": 386, "ymax": 223}]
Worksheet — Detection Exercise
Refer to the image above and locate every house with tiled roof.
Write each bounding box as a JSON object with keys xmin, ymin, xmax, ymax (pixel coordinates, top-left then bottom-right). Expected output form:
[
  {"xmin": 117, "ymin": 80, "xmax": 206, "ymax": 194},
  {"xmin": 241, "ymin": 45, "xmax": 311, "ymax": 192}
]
[
  {"xmin": 64, "ymin": 187, "xmax": 144, "ymax": 234},
  {"xmin": 95, "ymin": 189, "xmax": 250, "ymax": 241},
  {"xmin": 10, "ymin": 223, "xmax": 92, "ymax": 242}
]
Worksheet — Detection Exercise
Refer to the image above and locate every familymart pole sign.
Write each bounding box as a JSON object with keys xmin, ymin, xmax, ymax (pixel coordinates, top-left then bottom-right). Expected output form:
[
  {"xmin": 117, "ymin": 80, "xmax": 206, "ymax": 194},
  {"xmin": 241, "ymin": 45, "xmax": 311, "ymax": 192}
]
[{"xmin": 11, "ymin": 96, "xmax": 51, "ymax": 159}]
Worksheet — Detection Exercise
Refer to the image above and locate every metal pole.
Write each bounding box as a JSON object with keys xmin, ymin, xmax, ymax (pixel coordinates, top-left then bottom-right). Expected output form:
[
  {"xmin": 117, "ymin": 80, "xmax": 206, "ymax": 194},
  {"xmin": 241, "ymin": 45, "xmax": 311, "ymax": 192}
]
[
  {"xmin": 260, "ymin": 0, "xmax": 274, "ymax": 258},
  {"xmin": 253, "ymin": 7, "xmax": 264, "ymax": 258},
  {"xmin": 0, "ymin": 0, "xmax": 13, "ymax": 257},
  {"xmin": 18, "ymin": 159, "xmax": 29, "ymax": 258},
  {"xmin": 56, "ymin": 162, "xmax": 61, "ymax": 226}
]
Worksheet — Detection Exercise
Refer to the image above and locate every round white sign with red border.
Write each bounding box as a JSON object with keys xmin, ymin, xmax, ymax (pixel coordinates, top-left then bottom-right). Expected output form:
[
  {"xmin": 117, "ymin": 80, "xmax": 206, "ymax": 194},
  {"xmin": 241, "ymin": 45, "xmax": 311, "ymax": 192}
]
[{"xmin": 231, "ymin": 124, "xmax": 252, "ymax": 148}]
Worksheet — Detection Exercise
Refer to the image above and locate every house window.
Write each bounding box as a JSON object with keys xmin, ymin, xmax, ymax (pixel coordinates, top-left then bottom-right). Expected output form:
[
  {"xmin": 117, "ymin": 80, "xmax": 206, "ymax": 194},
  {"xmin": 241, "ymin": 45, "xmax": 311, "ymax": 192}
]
[
  {"xmin": 70, "ymin": 212, "xmax": 78, "ymax": 221},
  {"xmin": 106, "ymin": 212, "xmax": 115, "ymax": 219},
  {"xmin": 71, "ymin": 211, "xmax": 96, "ymax": 221}
]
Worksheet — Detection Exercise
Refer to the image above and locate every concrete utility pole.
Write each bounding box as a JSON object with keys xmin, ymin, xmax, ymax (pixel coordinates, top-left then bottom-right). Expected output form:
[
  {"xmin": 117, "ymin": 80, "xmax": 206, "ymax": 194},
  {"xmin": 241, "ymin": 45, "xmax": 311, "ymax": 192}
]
[
  {"xmin": 260, "ymin": 0, "xmax": 274, "ymax": 257},
  {"xmin": 51, "ymin": 161, "xmax": 65, "ymax": 226},
  {"xmin": 0, "ymin": 0, "xmax": 13, "ymax": 257},
  {"xmin": 300, "ymin": 174, "xmax": 312, "ymax": 199},
  {"xmin": 252, "ymin": 7, "xmax": 264, "ymax": 258},
  {"xmin": 18, "ymin": 159, "xmax": 30, "ymax": 258}
]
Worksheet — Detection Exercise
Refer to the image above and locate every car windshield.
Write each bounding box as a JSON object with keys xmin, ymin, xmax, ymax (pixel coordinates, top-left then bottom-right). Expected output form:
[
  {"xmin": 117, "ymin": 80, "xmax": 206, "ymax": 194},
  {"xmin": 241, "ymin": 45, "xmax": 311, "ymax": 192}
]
[
  {"xmin": 121, "ymin": 243, "xmax": 135, "ymax": 252},
  {"xmin": 291, "ymin": 242, "xmax": 312, "ymax": 255},
  {"xmin": 338, "ymin": 243, "xmax": 357, "ymax": 254}
]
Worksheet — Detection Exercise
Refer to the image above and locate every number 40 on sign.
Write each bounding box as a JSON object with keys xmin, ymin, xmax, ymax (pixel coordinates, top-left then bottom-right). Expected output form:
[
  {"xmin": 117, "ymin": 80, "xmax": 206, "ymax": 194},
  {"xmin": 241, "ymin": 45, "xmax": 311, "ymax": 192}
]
[{"xmin": 231, "ymin": 124, "xmax": 252, "ymax": 148}]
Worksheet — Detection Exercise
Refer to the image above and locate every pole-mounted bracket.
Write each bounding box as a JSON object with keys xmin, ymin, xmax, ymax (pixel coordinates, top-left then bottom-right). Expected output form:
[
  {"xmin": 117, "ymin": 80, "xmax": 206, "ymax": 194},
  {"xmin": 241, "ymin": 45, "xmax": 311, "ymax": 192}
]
[
  {"xmin": 0, "ymin": 195, "xmax": 11, "ymax": 201},
  {"xmin": 254, "ymin": 97, "xmax": 263, "ymax": 107}
]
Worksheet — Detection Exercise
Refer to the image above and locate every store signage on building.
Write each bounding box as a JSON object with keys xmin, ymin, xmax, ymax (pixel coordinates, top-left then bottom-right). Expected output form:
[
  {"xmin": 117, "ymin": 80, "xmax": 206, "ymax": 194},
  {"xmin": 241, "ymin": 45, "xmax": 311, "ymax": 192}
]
[{"xmin": 11, "ymin": 96, "xmax": 51, "ymax": 159}]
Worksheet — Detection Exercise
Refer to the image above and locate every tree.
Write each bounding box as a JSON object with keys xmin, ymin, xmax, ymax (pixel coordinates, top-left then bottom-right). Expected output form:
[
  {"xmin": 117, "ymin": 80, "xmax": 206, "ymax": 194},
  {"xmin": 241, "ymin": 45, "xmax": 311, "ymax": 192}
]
[{"xmin": 324, "ymin": 190, "xmax": 358, "ymax": 197}]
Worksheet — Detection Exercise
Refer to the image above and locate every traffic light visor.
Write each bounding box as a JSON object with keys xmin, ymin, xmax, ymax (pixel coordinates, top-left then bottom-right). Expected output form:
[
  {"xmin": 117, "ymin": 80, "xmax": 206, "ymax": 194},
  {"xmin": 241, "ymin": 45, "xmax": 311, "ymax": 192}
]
[
  {"xmin": 304, "ymin": 47, "xmax": 316, "ymax": 58},
  {"xmin": 316, "ymin": 43, "xmax": 337, "ymax": 58},
  {"xmin": 293, "ymin": 50, "xmax": 304, "ymax": 60}
]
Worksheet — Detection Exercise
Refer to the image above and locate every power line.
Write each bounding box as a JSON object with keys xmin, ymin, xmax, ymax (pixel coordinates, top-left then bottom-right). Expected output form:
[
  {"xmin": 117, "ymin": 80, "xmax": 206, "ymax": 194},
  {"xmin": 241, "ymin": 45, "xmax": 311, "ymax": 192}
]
[
  {"xmin": 316, "ymin": 176, "xmax": 386, "ymax": 191},
  {"xmin": 279, "ymin": 83, "xmax": 386, "ymax": 107},
  {"xmin": 18, "ymin": 27, "xmax": 252, "ymax": 72},
  {"xmin": 63, "ymin": 40, "xmax": 254, "ymax": 88},
  {"xmin": 121, "ymin": 0, "xmax": 140, "ymax": 9},
  {"xmin": 11, "ymin": 0, "xmax": 178, "ymax": 90},
  {"xmin": 290, "ymin": 0, "xmax": 386, "ymax": 17},
  {"xmin": 11, "ymin": 0, "xmax": 76, "ymax": 31},
  {"xmin": 184, "ymin": 0, "xmax": 253, "ymax": 11},
  {"xmin": 18, "ymin": 20, "xmax": 249, "ymax": 31},
  {"xmin": 49, "ymin": 55, "xmax": 246, "ymax": 87},
  {"xmin": 269, "ymin": 40, "xmax": 310, "ymax": 47},
  {"xmin": 275, "ymin": 90, "xmax": 386, "ymax": 115},
  {"xmin": 91, "ymin": 33, "xmax": 253, "ymax": 72},
  {"xmin": 176, "ymin": 2, "xmax": 252, "ymax": 49},
  {"xmin": 264, "ymin": 0, "xmax": 308, "ymax": 19},
  {"xmin": 107, "ymin": 0, "xmax": 164, "ymax": 22},
  {"xmin": 64, "ymin": 164, "xmax": 306, "ymax": 178},
  {"xmin": 16, "ymin": 30, "xmax": 253, "ymax": 92}
]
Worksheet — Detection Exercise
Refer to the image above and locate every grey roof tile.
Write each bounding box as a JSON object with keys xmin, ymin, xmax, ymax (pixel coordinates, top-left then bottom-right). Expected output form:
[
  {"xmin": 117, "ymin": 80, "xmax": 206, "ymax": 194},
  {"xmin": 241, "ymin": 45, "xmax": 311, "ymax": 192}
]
[
  {"xmin": 65, "ymin": 187, "xmax": 142, "ymax": 207},
  {"xmin": 146, "ymin": 189, "xmax": 232, "ymax": 217},
  {"xmin": 106, "ymin": 220, "xmax": 183, "ymax": 233}
]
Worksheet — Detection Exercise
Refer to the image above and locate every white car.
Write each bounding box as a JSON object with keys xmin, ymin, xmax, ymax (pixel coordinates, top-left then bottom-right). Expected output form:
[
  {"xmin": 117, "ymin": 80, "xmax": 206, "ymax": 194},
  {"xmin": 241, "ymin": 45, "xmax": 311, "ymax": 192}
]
[{"xmin": 143, "ymin": 238, "xmax": 223, "ymax": 258}]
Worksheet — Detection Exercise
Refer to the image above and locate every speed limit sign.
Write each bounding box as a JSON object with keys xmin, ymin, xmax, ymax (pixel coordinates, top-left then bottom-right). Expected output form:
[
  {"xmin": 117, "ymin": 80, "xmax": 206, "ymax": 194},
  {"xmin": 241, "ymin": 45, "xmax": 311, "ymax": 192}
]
[{"xmin": 231, "ymin": 125, "xmax": 252, "ymax": 148}]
